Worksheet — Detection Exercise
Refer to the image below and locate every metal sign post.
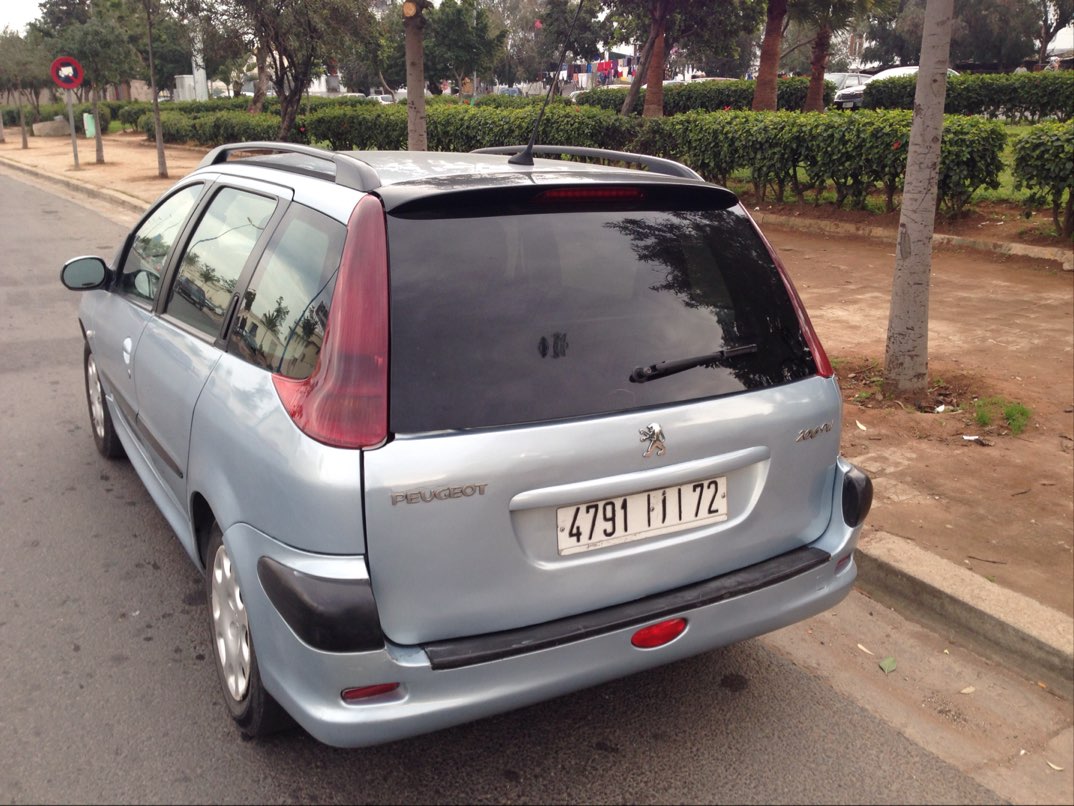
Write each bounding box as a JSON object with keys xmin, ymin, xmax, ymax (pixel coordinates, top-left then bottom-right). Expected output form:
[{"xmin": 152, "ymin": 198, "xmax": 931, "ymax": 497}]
[
  {"xmin": 50, "ymin": 56, "xmax": 84, "ymax": 169},
  {"xmin": 65, "ymin": 88, "xmax": 79, "ymax": 168}
]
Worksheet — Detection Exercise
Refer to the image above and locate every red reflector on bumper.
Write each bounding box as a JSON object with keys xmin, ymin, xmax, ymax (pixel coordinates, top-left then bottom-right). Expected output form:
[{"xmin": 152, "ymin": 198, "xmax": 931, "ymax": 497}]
[
  {"xmin": 631, "ymin": 618, "xmax": 687, "ymax": 648},
  {"xmin": 341, "ymin": 683, "xmax": 399, "ymax": 702}
]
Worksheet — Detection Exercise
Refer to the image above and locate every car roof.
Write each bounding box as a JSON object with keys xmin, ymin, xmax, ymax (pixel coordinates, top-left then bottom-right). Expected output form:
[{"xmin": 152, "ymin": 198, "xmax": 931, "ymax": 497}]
[{"xmin": 195, "ymin": 145, "xmax": 726, "ymax": 215}]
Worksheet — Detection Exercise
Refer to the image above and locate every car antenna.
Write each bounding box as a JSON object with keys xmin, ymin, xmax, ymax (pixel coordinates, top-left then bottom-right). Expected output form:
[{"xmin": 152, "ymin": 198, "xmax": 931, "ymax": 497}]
[{"xmin": 509, "ymin": 0, "xmax": 586, "ymax": 166}]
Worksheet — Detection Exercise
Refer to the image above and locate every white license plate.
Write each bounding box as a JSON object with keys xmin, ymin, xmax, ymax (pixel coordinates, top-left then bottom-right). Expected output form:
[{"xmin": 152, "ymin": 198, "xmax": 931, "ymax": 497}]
[{"xmin": 556, "ymin": 476, "xmax": 728, "ymax": 556}]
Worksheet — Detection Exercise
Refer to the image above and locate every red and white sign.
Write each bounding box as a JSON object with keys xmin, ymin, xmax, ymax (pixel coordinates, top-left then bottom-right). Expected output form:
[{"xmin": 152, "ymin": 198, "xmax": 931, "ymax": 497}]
[{"xmin": 50, "ymin": 56, "xmax": 84, "ymax": 90}]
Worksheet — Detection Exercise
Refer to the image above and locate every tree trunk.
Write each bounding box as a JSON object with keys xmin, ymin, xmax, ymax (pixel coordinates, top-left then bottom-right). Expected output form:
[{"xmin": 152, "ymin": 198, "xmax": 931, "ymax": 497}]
[
  {"xmin": 248, "ymin": 41, "xmax": 270, "ymax": 114},
  {"xmin": 92, "ymin": 85, "xmax": 105, "ymax": 164},
  {"xmin": 883, "ymin": 0, "xmax": 954, "ymax": 402},
  {"xmin": 752, "ymin": 0, "xmax": 788, "ymax": 111},
  {"xmin": 620, "ymin": 27, "xmax": 658, "ymax": 116},
  {"xmin": 803, "ymin": 24, "xmax": 832, "ymax": 113},
  {"xmin": 404, "ymin": 13, "xmax": 428, "ymax": 150},
  {"xmin": 642, "ymin": 2, "xmax": 669, "ymax": 119},
  {"xmin": 145, "ymin": 5, "xmax": 168, "ymax": 179},
  {"xmin": 19, "ymin": 100, "xmax": 28, "ymax": 149}
]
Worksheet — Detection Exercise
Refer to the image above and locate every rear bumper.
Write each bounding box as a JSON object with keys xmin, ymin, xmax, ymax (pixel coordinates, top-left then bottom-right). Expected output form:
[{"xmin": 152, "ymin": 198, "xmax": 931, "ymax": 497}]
[{"xmin": 225, "ymin": 458, "xmax": 867, "ymax": 748}]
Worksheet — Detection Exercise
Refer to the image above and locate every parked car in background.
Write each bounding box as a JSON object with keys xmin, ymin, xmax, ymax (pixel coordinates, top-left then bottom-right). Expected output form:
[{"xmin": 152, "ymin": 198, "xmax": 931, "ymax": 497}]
[
  {"xmin": 833, "ymin": 65, "xmax": 959, "ymax": 109},
  {"xmin": 825, "ymin": 72, "xmax": 870, "ymax": 93},
  {"xmin": 60, "ymin": 141, "xmax": 872, "ymax": 748}
]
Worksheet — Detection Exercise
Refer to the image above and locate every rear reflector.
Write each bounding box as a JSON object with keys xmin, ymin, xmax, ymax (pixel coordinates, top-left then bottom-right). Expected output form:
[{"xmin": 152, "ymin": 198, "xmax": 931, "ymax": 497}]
[
  {"xmin": 631, "ymin": 618, "xmax": 687, "ymax": 649},
  {"xmin": 341, "ymin": 683, "xmax": 400, "ymax": 703}
]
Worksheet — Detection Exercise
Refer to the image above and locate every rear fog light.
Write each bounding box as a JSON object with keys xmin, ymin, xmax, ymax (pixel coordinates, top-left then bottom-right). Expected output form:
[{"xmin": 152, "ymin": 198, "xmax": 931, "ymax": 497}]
[
  {"xmin": 341, "ymin": 683, "xmax": 400, "ymax": 703},
  {"xmin": 631, "ymin": 618, "xmax": 688, "ymax": 648}
]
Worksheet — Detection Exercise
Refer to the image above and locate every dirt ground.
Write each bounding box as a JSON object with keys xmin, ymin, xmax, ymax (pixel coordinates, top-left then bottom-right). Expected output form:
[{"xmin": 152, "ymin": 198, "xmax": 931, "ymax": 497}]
[
  {"xmin": 3, "ymin": 129, "xmax": 1072, "ymax": 618},
  {"xmin": 764, "ymin": 226, "xmax": 1073, "ymax": 618}
]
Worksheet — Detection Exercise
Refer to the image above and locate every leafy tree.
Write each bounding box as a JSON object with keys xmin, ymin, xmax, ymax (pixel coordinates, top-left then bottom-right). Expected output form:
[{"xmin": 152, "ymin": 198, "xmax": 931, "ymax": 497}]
[
  {"xmin": 790, "ymin": 0, "xmax": 881, "ymax": 112},
  {"xmin": 426, "ymin": 0, "xmax": 507, "ymax": 96},
  {"xmin": 864, "ymin": 0, "xmax": 1042, "ymax": 68},
  {"xmin": 610, "ymin": 0, "xmax": 764, "ymax": 117},
  {"xmin": 955, "ymin": 0, "xmax": 1038, "ymax": 69},
  {"xmin": 59, "ymin": 8, "xmax": 141, "ymax": 162},
  {"xmin": 216, "ymin": 0, "xmax": 372, "ymax": 138},
  {"xmin": 0, "ymin": 28, "xmax": 53, "ymax": 142},
  {"xmin": 537, "ymin": 0, "xmax": 611, "ymax": 66},
  {"xmin": 338, "ymin": 0, "xmax": 406, "ymax": 95},
  {"xmin": 1036, "ymin": 0, "xmax": 1074, "ymax": 67},
  {"xmin": 486, "ymin": 0, "xmax": 544, "ymax": 86}
]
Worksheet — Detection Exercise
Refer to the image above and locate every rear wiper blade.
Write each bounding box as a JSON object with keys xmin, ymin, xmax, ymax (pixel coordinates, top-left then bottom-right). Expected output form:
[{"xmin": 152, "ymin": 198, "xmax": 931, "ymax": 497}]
[{"xmin": 629, "ymin": 344, "xmax": 758, "ymax": 384}]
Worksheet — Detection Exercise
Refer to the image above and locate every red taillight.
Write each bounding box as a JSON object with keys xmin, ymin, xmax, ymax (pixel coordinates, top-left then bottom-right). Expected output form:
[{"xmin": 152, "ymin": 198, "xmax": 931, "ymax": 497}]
[
  {"xmin": 535, "ymin": 187, "xmax": 644, "ymax": 203},
  {"xmin": 750, "ymin": 219, "xmax": 833, "ymax": 378},
  {"xmin": 341, "ymin": 682, "xmax": 400, "ymax": 702},
  {"xmin": 631, "ymin": 618, "xmax": 688, "ymax": 648},
  {"xmin": 273, "ymin": 195, "xmax": 389, "ymax": 449}
]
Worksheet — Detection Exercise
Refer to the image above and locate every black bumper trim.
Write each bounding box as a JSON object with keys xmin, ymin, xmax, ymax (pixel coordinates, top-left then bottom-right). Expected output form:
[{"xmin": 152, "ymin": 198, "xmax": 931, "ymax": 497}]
[
  {"xmin": 257, "ymin": 557, "xmax": 384, "ymax": 653},
  {"xmin": 422, "ymin": 545, "xmax": 830, "ymax": 670}
]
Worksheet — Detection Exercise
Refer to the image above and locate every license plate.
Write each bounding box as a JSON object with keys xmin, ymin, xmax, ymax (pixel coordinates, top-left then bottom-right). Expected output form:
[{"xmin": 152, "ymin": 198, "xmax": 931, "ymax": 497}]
[{"xmin": 556, "ymin": 476, "xmax": 728, "ymax": 556}]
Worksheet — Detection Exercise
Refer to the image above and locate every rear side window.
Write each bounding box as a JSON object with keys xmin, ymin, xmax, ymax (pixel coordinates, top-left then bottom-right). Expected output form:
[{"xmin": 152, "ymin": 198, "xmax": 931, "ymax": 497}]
[
  {"xmin": 166, "ymin": 187, "xmax": 277, "ymax": 339},
  {"xmin": 387, "ymin": 191, "xmax": 814, "ymax": 433},
  {"xmin": 229, "ymin": 203, "xmax": 345, "ymax": 379}
]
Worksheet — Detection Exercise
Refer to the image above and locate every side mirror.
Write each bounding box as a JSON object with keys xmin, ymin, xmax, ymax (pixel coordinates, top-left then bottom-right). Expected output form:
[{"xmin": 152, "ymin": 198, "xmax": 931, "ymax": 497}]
[{"xmin": 60, "ymin": 256, "xmax": 111, "ymax": 291}]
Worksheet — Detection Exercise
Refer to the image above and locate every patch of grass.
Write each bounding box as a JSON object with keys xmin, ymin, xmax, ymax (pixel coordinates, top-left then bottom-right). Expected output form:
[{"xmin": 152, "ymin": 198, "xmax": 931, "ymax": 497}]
[{"xmin": 974, "ymin": 395, "xmax": 1031, "ymax": 434}]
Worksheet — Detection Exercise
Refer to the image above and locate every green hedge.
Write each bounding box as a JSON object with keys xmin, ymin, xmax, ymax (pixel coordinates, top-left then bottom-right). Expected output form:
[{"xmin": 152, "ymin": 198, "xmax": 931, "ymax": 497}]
[
  {"xmin": 574, "ymin": 77, "xmax": 823, "ymax": 114},
  {"xmin": 303, "ymin": 103, "xmax": 640, "ymax": 153},
  {"xmin": 631, "ymin": 109, "xmax": 1004, "ymax": 215},
  {"xmin": 1012, "ymin": 120, "xmax": 1074, "ymax": 237},
  {"xmin": 863, "ymin": 72, "xmax": 1073, "ymax": 122},
  {"xmin": 139, "ymin": 110, "xmax": 282, "ymax": 145},
  {"xmin": 126, "ymin": 102, "xmax": 1015, "ymax": 218}
]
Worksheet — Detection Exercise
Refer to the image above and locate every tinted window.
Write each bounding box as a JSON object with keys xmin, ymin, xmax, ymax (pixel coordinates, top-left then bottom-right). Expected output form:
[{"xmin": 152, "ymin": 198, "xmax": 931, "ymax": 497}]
[
  {"xmin": 230, "ymin": 204, "xmax": 345, "ymax": 379},
  {"xmin": 387, "ymin": 196, "xmax": 814, "ymax": 433},
  {"xmin": 118, "ymin": 184, "xmax": 202, "ymax": 303},
  {"xmin": 166, "ymin": 187, "xmax": 277, "ymax": 339}
]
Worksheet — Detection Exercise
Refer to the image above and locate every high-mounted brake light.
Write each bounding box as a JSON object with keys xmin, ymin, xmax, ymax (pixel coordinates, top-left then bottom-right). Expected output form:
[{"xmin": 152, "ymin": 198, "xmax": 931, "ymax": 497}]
[
  {"xmin": 536, "ymin": 187, "xmax": 644, "ymax": 203},
  {"xmin": 272, "ymin": 195, "xmax": 389, "ymax": 449}
]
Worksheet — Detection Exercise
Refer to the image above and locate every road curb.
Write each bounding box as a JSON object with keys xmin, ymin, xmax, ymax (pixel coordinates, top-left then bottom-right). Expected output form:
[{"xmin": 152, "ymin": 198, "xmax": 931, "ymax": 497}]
[
  {"xmin": 753, "ymin": 211, "xmax": 1073, "ymax": 272},
  {"xmin": 856, "ymin": 531, "xmax": 1074, "ymax": 700},
  {"xmin": 0, "ymin": 155, "xmax": 151, "ymax": 215}
]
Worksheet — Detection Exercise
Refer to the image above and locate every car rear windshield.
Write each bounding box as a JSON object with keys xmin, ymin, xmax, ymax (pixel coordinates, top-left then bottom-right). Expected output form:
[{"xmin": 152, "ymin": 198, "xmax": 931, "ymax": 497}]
[{"xmin": 386, "ymin": 187, "xmax": 815, "ymax": 433}]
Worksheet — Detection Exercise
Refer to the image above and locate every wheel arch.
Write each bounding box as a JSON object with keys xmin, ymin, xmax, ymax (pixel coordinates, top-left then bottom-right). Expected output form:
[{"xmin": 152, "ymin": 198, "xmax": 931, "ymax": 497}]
[{"xmin": 191, "ymin": 492, "xmax": 217, "ymax": 570}]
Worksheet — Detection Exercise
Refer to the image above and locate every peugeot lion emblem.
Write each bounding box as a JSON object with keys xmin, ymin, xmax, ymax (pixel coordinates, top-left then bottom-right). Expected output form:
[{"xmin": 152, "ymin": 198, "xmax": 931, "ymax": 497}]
[{"xmin": 639, "ymin": 423, "xmax": 666, "ymax": 458}]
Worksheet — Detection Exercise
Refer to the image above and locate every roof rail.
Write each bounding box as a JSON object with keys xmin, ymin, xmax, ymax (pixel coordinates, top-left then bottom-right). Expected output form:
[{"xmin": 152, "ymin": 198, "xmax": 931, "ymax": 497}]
[
  {"xmin": 198, "ymin": 142, "xmax": 382, "ymax": 192},
  {"xmin": 472, "ymin": 145, "xmax": 703, "ymax": 181}
]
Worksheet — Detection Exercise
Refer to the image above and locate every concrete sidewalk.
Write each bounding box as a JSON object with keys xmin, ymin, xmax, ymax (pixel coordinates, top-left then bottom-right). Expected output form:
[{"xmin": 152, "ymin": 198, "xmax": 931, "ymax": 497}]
[{"xmin": 2, "ymin": 128, "xmax": 1071, "ymax": 700}]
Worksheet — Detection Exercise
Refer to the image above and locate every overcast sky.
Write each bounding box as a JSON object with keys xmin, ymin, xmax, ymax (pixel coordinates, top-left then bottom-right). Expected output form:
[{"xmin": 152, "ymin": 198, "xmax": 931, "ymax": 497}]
[{"xmin": 1, "ymin": 0, "xmax": 1071, "ymax": 51}]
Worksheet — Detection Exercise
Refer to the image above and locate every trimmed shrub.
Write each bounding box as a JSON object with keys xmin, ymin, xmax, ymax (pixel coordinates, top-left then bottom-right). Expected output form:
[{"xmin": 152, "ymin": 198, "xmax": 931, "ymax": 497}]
[
  {"xmin": 1012, "ymin": 120, "xmax": 1074, "ymax": 237},
  {"xmin": 863, "ymin": 71, "xmax": 1073, "ymax": 122},
  {"xmin": 575, "ymin": 76, "xmax": 819, "ymax": 114}
]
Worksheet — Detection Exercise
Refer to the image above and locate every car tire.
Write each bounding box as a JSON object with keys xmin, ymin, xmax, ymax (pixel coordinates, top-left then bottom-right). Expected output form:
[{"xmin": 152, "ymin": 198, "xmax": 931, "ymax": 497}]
[
  {"xmin": 84, "ymin": 345, "xmax": 125, "ymax": 459},
  {"xmin": 206, "ymin": 525, "xmax": 291, "ymax": 739}
]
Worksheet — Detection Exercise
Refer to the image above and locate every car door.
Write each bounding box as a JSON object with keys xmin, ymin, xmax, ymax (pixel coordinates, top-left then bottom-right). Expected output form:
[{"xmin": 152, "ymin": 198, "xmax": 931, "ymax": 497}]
[
  {"xmin": 89, "ymin": 182, "xmax": 207, "ymax": 431},
  {"xmin": 132, "ymin": 178, "xmax": 289, "ymax": 509}
]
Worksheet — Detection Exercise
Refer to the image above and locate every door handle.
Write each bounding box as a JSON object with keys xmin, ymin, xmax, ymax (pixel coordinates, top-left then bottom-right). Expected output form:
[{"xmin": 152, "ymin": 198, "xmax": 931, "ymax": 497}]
[{"xmin": 122, "ymin": 337, "xmax": 133, "ymax": 376}]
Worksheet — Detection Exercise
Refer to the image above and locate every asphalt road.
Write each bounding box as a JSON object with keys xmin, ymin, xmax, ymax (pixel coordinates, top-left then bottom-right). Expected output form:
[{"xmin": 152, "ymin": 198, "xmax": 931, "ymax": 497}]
[{"xmin": 0, "ymin": 172, "xmax": 1063, "ymax": 804}]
